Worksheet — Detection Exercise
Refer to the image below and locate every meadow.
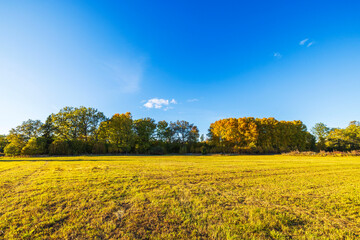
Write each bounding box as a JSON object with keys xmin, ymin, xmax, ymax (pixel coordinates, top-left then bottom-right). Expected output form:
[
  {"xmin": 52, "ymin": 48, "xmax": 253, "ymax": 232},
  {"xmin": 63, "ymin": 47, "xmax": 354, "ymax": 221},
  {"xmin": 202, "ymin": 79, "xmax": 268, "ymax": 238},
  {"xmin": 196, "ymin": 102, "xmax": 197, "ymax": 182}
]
[{"xmin": 0, "ymin": 155, "xmax": 360, "ymax": 239}]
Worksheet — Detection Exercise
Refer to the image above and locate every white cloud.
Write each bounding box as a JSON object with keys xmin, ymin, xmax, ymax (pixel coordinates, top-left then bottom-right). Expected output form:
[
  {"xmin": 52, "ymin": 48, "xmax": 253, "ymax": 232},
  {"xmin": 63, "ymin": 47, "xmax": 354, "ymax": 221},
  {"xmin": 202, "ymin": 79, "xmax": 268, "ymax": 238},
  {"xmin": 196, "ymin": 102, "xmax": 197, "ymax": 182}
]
[
  {"xmin": 299, "ymin": 38, "xmax": 309, "ymax": 45},
  {"xmin": 143, "ymin": 98, "xmax": 177, "ymax": 110},
  {"xmin": 307, "ymin": 41, "xmax": 314, "ymax": 47},
  {"xmin": 273, "ymin": 52, "xmax": 282, "ymax": 58},
  {"xmin": 187, "ymin": 98, "xmax": 199, "ymax": 102}
]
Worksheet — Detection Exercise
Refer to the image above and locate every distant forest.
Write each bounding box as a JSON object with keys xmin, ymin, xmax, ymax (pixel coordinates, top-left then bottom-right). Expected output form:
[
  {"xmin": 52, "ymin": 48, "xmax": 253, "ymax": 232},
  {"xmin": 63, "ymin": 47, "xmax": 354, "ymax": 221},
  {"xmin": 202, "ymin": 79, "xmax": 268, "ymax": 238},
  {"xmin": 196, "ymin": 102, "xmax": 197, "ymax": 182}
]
[{"xmin": 0, "ymin": 106, "xmax": 359, "ymax": 156}]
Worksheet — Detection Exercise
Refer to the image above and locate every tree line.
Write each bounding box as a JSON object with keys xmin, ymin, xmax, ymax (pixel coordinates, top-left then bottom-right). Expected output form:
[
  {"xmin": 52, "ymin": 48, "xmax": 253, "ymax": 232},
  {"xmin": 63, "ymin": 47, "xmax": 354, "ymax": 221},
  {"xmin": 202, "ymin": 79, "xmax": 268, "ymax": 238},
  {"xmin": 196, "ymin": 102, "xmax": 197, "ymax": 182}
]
[
  {"xmin": 311, "ymin": 121, "xmax": 360, "ymax": 151},
  {"xmin": 208, "ymin": 117, "xmax": 315, "ymax": 153},
  {"xmin": 1, "ymin": 106, "xmax": 359, "ymax": 156},
  {"xmin": 2, "ymin": 106, "xmax": 201, "ymax": 156}
]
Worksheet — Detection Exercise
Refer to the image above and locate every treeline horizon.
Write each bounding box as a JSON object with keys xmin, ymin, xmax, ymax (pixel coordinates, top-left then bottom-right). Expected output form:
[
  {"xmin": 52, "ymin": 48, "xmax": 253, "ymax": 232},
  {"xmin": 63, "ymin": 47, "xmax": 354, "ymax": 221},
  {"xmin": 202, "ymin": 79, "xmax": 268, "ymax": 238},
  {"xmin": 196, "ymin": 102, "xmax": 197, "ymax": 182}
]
[{"xmin": 0, "ymin": 106, "xmax": 359, "ymax": 156}]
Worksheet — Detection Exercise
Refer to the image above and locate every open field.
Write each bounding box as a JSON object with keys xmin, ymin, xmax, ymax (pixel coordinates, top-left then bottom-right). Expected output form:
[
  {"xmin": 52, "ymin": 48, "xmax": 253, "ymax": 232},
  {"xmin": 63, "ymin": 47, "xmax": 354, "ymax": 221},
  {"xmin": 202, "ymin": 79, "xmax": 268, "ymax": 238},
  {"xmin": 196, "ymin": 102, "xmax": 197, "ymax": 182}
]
[{"xmin": 1, "ymin": 155, "xmax": 360, "ymax": 239}]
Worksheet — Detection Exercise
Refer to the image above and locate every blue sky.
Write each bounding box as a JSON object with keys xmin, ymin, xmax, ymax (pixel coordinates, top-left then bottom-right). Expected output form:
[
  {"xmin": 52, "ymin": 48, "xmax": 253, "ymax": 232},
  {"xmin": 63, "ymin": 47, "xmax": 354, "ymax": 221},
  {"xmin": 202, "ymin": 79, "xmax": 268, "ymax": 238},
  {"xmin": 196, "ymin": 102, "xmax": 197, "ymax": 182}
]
[{"xmin": 1, "ymin": 0, "xmax": 360, "ymax": 135}]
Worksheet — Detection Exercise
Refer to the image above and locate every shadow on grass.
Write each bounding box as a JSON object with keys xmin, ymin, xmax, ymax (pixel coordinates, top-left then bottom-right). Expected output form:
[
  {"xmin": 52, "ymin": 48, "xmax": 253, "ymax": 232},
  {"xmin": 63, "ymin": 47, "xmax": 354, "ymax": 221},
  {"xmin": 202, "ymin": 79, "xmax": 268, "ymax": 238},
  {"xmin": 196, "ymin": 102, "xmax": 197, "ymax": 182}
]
[
  {"xmin": 0, "ymin": 157, "xmax": 137, "ymax": 162},
  {"xmin": 0, "ymin": 154, "xmax": 208, "ymax": 162}
]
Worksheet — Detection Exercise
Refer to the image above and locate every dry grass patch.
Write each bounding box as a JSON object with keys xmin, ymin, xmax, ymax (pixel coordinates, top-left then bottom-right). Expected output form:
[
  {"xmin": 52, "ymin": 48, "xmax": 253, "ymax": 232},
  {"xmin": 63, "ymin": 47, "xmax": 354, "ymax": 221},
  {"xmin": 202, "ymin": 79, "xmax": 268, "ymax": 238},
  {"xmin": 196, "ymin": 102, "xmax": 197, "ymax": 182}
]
[{"xmin": 0, "ymin": 155, "xmax": 360, "ymax": 239}]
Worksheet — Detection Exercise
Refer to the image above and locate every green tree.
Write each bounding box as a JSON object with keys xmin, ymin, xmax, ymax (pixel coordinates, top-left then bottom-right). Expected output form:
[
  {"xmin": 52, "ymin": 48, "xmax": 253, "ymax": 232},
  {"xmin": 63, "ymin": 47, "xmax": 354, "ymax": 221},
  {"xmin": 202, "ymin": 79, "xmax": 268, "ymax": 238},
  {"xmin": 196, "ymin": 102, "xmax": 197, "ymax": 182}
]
[
  {"xmin": 311, "ymin": 123, "xmax": 330, "ymax": 150},
  {"xmin": 325, "ymin": 121, "xmax": 360, "ymax": 151},
  {"xmin": 51, "ymin": 107, "xmax": 79, "ymax": 140},
  {"xmin": 188, "ymin": 126, "xmax": 200, "ymax": 143},
  {"xmin": 171, "ymin": 120, "xmax": 195, "ymax": 144},
  {"xmin": 0, "ymin": 135, "xmax": 8, "ymax": 153},
  {"xmin": 98, "ymin": 112, "xmax": 134, "ymax": 153},
  {"xmin": 4, "ymin": 120, "xmax": 42, "ymax": 156},
  {"xmin": 9, "ymin": 119, "xmax": 43, "ymax": 142},
  {"xmin": 39, "ymin": 115, "xmax": 55, "ymax": 154},
  {"xmin": 75, "ymin": 106, "xmax": 106, "ymax": 140},
  {"xmin": 200, "ymin": 134, "xmax": 205, "ymax": 142},
  {"xmin": 156, "ymin": 120, "xmax": 173, "ymax": 142},
  {"xmin": 4, "ymin": 134, "xmax": 26, "ymax": 156},
  {"xmin": 51, "ymin": 106, "xmax": 106, "ymax": 141},
  {"xmin": 4, "ymin": 142, "xmax": 22, "ymax": 156},
  {"xmin": 134, "ymin": 118, "xmax": 156, "ymax": 153},
  {"xmin": 21, "ymin": 137, "xmax": 47, "ymax": 155}
]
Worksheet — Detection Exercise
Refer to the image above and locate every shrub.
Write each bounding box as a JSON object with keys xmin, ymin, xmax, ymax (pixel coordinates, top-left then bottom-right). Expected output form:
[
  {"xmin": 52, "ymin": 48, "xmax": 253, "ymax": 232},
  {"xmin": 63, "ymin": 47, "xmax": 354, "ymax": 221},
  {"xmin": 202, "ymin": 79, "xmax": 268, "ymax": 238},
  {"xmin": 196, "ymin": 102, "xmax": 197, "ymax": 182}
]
[
  {"xmin": 4, "ymin": 142, "xmax": 22, "ymax": 156},
  {"xmin": 282, "ymin": 150, "xmax": 360, "ymax": 157},
  {"xmin": 108, "ymin": 144, "xmax": 120, "ymax": 154},
  {"xmin": 149, "ymin": 146, "xmax": 165, "ymax": 155},
  {"xmin": 179, "ymin": 145, "xmax": 188, "ymax": 154},
  {"xmin": 201, "ymin": 145, "xmax": 207, "ymax": 155},
  {"xmin": 49, "ymin": 140, "xmax": 71, "ymax": 155},
  {"xmin": 69, "ymin": 140, "xmax": 91, "ymax": 155},
  {"xmin": 92, "ymin": 142, "xmax": 107, "ymax": 154},
  {"xmin": 21, "ymin": 137, "xmax": 47, "ymax": 155}
]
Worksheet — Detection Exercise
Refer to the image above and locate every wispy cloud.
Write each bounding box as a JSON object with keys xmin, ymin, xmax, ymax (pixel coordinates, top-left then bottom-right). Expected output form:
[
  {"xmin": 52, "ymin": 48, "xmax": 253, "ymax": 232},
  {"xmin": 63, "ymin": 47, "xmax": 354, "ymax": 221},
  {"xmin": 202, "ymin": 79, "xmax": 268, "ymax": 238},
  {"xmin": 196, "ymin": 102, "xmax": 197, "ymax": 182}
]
[
  {"xmin": 299, "ymin": 38, "xmax": 315, "ymax": 47},
  {"xmin": 273, "ymin": 52, "xmax": 282, "ymax": 59},
  {"xmin": 104, "ymin": 57, "xmax": 145, "ymax": 93},
  {"xmin": 307, "ymin": 41, "xmax": 314, "ymax": 47},
  {"xmin": 299, "ymin": 38, "xmax": 309, "ymax": 46},
  {"xmin": 143, "ymin": 98, "xmax": 177, "ymax": 110},
  {"xmin": 187, "ymin": 98, "xmax": 199, "ymax": 102}
]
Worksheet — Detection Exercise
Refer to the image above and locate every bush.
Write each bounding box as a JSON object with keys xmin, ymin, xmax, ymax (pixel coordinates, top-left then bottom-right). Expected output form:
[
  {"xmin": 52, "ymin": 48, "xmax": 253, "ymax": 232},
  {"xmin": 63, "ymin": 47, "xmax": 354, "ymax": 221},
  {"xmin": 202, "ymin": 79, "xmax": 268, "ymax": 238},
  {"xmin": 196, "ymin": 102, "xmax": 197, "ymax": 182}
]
[
  {"xmin": 69, "ymin": 140, "xmax": 92, "ymax": 155},
  {"xmin": 49, "ymin": 140, "xmax": 71, "ymax": 155},
  {"xmin": 282, "ymin": 150, "xmax": 360, "ymax": 157},
  {"xmin": 92, "ymin": 142, "xmax": 107, "ymax": 154},
  {"xmin": 108, "ymin": 144, "xmax": 120, "ymax": 154},
  {"xmin": 21, "ymin": 137, "xmax": 47, "ymax": 155},
  {"xmin": 149, "ymin": 146, "xmax": 165, "ymax": 155},
  {"xmin": 201, "ymin": 145, "xmax": 207, "ymax": 155},
  {"xmin": 179, "ymin": 145, "xmax": 188, "ymax": 154},
  {"xmin": 4, "ymin": 142, "xmax": 22, "ymax": 156}
]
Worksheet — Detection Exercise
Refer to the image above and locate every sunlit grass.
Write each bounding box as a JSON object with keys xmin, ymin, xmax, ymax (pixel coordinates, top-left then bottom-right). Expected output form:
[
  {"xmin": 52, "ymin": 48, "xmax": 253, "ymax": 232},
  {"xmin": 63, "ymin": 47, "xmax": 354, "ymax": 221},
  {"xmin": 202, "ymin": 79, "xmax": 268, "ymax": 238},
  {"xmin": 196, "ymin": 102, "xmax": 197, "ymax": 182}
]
[{"xmin": 0, "ymin": 155, "xmax": 360, "ymax": 239}]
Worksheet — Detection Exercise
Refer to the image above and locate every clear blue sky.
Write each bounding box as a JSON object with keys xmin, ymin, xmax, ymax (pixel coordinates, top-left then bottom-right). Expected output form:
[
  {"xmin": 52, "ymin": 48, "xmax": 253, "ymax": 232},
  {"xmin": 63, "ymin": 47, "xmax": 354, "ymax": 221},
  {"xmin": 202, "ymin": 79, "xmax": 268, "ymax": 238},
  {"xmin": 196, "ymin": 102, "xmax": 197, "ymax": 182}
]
[{"xmin": 1, "ymin": 0, "xmax": 360, "ymax": 135}]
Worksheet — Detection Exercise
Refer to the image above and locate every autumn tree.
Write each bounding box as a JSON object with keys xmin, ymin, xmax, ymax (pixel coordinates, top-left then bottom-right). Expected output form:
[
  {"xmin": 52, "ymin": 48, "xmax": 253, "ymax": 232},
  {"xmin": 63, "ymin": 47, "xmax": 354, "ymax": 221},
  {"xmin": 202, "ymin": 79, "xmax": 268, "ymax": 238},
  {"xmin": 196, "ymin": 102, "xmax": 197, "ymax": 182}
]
[{"xmin": 209, "ymin": 117, "xmax": 313, "ymax": 153}]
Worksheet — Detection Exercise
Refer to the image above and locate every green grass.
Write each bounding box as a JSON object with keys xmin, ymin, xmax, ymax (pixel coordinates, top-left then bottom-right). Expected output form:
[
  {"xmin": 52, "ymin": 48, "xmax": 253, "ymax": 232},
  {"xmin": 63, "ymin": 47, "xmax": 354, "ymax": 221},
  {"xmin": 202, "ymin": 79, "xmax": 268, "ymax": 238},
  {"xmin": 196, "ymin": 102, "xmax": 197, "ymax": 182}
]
[{"xmin": 1, "ymin": 155, "xmax": 360, "ymax": 239}]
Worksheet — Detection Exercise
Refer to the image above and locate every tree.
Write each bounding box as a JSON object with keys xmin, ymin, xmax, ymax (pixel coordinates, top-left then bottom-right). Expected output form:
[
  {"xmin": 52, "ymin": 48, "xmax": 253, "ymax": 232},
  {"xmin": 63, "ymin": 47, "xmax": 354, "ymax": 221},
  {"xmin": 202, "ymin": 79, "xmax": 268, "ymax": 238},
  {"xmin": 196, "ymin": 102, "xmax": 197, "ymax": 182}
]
[
  {"xmin": 4, "ymin": 134, "xmax": 26, "ymax": 156},
  {"xmin": 75, "ymin": 106, "xmax": 106, "ymax": 141},
  {"xmin": 170, "ymin": 120, "xmax": 195, "ymax": 144},
  {"xmin": 134, "ymin": 118, "xmax": 157, "ymax": 153},
  {"xmin": 200, "ymin": 134, "xmax": 205, "ymax": 142},
  {"xmin": 40, "ymin": 115, "xmax": 55, "ymax": 154},
  {"xmin": 311, "ymin": 123, "xmax": 330, "ymax": 150},
  {"xmin": 209, "ymin": 117, "xmax": 312, "ymax": 153},
  {"xmin": 51, "ymin": 107, "xmax": 78, "ymax": 140},
  {"xmin": 51, "ymin": 106, "xmax": 106, "ymax": 141},
  {"xmin": 98, "ymin": 112, "xmax": 134, "ymax": 153},
  {"xmin": 156, "ymin": 120, "xmax": 173, "ymax": 142},
  {"xmin": 4, "ymin": 120, "xmax": 42, "ymax": 156},
  {"xmin": 325, "ymin": 121, "xmax": 360, "ymax": 151},
  {"xmin": 188, "ymin": 126, "xmax": 200, "ymax": 143},
  {"xmin": 21, "ymin": 137, "xmax": 47, "ymax": 155},
  {"xmin": 9, "ymin": 119, "xmax": 43, "ymax": 142},
  {"xmin": 4, "ymin": 142, "xmax": 22, "ymax": 156},
  {"xmin": 0, "ymin": 135, "xmax": 8, "ymax": 153}
]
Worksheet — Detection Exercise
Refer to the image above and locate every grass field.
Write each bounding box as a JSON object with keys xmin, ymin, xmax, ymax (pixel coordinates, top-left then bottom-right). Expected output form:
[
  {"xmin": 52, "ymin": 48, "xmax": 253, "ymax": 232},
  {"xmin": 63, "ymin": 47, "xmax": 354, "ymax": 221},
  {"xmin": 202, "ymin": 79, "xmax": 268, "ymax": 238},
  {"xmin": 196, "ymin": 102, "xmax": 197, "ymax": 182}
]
[{"xmin": 1, "ymin": 155, "xmax": 360, "ymax": 239}]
